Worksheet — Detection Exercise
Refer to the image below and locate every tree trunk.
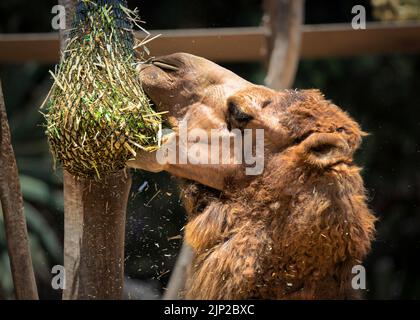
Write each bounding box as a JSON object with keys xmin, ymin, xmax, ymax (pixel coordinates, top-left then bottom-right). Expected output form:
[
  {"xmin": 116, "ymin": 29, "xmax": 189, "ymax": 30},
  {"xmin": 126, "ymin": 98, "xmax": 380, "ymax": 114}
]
[
  {"xmin": 58, "ymin": 0, "xmax": 77, "ymax": 52},
  {"xmin": 0, "ymin": 80, "xmax": 38, "ymax": 300}
]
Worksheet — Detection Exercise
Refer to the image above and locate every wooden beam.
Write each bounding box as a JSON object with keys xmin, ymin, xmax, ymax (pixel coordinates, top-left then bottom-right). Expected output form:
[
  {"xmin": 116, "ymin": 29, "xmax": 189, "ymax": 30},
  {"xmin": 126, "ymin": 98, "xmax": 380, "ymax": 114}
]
[
  {"xmin": 0, "ymin": 28, "xmax": 267, "ymax": 64},
  {"xmin": 0, "ymin": 33, "xmax": 60, "ymax": 64},
  {"xmin": 143, "ymin": 27, "xmax": 267, "ymax": 62},
  {"xmin": 1, "ymin": 22, "xmax": 420, "ymax": 64},
  {"xmin": 264, "ymin": 0, "xmax": 304, "ymax": 90},
  {"xmin": 301, "ymin": 22, "xmax": 420, "ymax": 58}
]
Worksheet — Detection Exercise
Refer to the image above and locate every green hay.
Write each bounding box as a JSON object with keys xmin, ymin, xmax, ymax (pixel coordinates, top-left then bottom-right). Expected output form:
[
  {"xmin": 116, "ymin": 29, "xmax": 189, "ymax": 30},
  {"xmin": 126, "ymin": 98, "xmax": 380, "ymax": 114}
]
[{"xmin": 42, "ymin": 1, "xmax": 162, "ymax": 179}]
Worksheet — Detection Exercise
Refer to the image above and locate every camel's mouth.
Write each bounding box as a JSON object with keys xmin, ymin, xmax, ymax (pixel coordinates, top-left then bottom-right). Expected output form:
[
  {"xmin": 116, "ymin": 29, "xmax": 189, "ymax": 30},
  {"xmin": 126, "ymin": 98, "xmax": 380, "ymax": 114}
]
[
  {"xmin": 146, "ymin": 97, "xmax": 158, "ymax": 119},
  {"xmin": 141, "ymin": 89, "xmax": 169, "ymax": 128},
  {"xmin": 142, "ymin": 86, "xmax": 222, "ymax": 198}
]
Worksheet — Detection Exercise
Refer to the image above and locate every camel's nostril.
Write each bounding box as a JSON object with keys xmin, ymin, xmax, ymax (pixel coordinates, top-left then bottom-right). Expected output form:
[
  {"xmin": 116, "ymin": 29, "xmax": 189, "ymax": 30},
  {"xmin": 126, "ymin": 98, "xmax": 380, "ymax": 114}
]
[
  {"xmin": 227, "ymin": 102, "xmax": 253, "ymax": 130},
  {"xmin": 151, "ymin": 61, "xmax": 179, "ymax": 72}
]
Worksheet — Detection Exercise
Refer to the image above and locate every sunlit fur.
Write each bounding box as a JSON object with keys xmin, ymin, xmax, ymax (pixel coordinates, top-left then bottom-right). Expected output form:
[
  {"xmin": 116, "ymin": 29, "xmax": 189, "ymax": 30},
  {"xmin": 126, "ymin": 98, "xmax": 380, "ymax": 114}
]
[
  {"xmin": 182, "ymin": 89, "xmax": 376, "ymax": 299},
  {"xmin": 133, "ymin": 53, "xmax": 376, "ymax": 300}
]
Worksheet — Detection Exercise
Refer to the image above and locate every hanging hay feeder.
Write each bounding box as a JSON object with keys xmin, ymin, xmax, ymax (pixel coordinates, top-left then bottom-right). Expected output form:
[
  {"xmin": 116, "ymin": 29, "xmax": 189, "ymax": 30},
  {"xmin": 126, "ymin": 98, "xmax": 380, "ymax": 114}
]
[{"xmin": 42, "ymin": 0, "xmax": 162, "ymax": 179}]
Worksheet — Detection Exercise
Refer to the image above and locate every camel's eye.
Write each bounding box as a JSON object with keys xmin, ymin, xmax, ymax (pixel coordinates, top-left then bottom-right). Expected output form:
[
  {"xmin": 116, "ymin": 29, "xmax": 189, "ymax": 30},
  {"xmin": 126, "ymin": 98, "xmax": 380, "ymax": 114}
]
[
  {"xmin": 227, "ymin": 102, "xmax": 253, "ymax": 130},
  {"xmin": 261, "ymin": 99, "xmax": 272, "ymax": 108}
]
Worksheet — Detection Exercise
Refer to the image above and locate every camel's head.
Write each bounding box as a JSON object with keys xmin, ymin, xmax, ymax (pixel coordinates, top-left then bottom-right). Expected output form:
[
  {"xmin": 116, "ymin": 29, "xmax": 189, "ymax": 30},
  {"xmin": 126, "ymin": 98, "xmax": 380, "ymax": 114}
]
[
  {"xmin": 134, "ymin": 54, "xmax": 375, "ymax": 300},
  {"xmin": 132, "ymin": 53, "xmax": 365, "ymax": 190}
]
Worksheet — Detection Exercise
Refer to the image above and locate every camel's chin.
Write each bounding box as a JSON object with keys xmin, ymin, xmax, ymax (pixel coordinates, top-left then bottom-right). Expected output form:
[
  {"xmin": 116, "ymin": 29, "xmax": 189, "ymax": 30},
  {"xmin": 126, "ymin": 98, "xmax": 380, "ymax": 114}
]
[
  {"xmin": 178, "ymin": 178, "xmax": 222, "ymax": 216},
  {"xmin": 183, "ymin": 179, "xmax": 221, "ymax": 197}
]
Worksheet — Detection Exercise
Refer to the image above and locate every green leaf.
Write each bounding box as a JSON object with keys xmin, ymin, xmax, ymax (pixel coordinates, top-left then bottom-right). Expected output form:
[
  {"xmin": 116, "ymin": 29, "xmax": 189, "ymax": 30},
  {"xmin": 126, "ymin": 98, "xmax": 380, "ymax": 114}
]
[{"xmin": 19, "ymin": 174, "xmax": 50, "ymax": 204}]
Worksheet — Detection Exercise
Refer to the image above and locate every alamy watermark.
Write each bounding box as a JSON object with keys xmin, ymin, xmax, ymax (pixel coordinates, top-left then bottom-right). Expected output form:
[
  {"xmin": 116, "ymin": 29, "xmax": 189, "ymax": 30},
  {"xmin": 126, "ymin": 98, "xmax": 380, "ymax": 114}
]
[
  {"xmin": 51, "ymin": 5, "xmax": 66, "ymax": 30},
  {"xmin": 352, "ymin": 5, "xmax": 366, "ymax": 30},
  {"xmin": 351, "ymin": 264, "xmax": 366, "ymax": 290},
  {"xmin": 155, "ymin": 121, "xmax": 265, "ymax": 176},
  {"xmin": 51, "ymin": 265, "xmax": 65, "ymax": 290}
]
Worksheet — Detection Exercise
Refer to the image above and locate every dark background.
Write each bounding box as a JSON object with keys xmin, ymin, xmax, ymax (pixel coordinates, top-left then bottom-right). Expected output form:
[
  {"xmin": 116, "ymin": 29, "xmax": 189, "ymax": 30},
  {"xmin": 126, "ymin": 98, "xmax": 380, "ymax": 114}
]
[{"xmin": 0, "ymin": 0, "xmax": 419, "ymax": 299}]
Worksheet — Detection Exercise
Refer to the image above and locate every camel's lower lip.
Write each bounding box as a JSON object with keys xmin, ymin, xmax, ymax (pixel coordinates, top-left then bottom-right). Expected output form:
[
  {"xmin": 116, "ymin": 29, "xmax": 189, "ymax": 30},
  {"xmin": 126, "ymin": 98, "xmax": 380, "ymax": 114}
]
[{"xmin": 143, "ymin": 91, "xmax": 158, "ymax": 115}]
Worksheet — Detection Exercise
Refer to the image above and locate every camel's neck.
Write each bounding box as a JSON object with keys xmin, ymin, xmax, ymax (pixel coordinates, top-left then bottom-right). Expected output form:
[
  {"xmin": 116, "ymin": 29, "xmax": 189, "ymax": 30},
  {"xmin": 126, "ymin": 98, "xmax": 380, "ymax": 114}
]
[
  {"xmin": 239, "ymin": 162, "xmax": 376, "ymax": 298},
  {"xmin": 182, "ymin": 161, "xmax": 375, "ymax": 299}
]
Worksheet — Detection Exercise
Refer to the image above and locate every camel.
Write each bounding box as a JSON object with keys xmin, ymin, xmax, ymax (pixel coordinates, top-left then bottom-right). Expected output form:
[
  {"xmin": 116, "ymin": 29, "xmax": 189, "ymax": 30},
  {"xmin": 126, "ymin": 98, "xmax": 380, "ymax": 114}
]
[{"xmin": 128, "ymin": 53, "xmax": 376, "ymax": 299}]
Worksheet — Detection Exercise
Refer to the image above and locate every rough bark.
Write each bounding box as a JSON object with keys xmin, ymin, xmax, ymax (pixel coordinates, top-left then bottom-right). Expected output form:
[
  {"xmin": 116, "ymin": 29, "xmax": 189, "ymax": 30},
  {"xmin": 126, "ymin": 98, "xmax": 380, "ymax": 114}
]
[
  {"xmin": 58, "ymin": 0, "xmax": 131, "ymax": 299},
  {"xmin": 0, "ymin": 80, "xmax": 38, "ymax": 300},
  {"xmin": 264, "ymin": 0, "xmax": 304, "ymax": 90},
  {"xmin": 62, "ymin": 170, "xmax": 130, "ymax": 299}
]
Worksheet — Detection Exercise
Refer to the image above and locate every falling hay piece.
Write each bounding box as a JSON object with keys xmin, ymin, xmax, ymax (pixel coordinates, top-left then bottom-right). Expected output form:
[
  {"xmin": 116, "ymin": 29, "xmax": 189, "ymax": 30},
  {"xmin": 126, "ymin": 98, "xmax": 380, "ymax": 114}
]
[{"xmin": 42, "ymin": 0, "xmax": 162, "ymax": 179}]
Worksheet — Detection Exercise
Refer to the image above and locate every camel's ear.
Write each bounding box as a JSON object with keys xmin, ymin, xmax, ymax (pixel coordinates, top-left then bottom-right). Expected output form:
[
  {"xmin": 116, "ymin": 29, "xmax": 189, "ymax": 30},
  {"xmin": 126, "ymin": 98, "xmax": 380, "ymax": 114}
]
[{"xmin": 297, "ymin": 132, "xmax": 350, "ymax": 168}]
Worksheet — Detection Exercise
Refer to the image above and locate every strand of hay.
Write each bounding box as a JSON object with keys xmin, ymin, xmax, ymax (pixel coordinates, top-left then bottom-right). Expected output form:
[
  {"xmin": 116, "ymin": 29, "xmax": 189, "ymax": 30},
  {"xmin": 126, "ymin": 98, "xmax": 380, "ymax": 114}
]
[{"xmin": 42, "ymin": 0, "xmax": 162, "ymax": 179}]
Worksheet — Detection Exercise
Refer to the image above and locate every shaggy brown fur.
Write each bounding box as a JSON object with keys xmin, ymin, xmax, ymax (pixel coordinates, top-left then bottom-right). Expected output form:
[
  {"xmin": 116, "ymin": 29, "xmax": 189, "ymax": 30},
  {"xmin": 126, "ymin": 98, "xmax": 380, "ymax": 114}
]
[
  {"xmin": 129, "ymin": 53, "xmax": 376, "ymax": 300},
  {"xmin": 182, "ymin": 90, "xmax": 376, "ymax": 299}
]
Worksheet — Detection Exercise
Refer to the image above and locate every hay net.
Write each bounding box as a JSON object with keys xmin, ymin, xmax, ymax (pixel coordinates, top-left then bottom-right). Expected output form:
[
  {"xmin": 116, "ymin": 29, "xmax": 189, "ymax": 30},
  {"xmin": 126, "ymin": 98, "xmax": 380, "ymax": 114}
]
[{"xmin": 42, "ymin": 0, "xmax": 162, "ymax": 179}]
